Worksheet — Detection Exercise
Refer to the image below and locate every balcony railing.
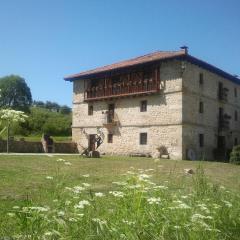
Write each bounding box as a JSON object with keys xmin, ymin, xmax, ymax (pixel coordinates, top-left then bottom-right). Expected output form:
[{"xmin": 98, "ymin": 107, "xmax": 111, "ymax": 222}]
[
  {"xmin": 218, "ymin": 114, "xmax": 231, "ymax": 131},
  {"xmin": 102, "ymin": 111, "xmax": 119, "ymax": 128},
  {"xmin": 218, "ymin": 87, "xmax": 229, "ymax": 102},
  {"xmin": 84, "ymin": 79, "xmax": 159, "ymax": 101}
]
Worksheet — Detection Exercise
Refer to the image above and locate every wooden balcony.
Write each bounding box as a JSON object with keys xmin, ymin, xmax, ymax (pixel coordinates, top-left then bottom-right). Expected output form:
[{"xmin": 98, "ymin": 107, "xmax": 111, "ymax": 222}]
[
  {"xmin": 218, "ymin": 114, "xmax": 231, "ymax": 131},
  {"xmin": 84, "ymin": 79, "xmax": 159, "ymax": 101},
  {"xmin": 102, "ymin": 111, "xmax": 119, "ymax": 129}
]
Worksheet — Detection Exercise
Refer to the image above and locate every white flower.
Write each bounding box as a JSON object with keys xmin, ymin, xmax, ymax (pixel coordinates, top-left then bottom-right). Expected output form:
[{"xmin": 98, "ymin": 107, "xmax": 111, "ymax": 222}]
[
  {"xmin": 69, "ymin": 217, "xmax": 78, "ymax": 222},
  {"xmin": 153, "ymin": 185, "xmax": 168, "ymax": 190},
  {"xmin": 12, "ymin": 206, "xmax": 20, "ymax": 209},
  {"xmin": 0, "ymin": 109, "xmax": 28, "ymax": 123},
  {"xmin": 82, "ymin": 183, "xmax": 91, "ymax": 187},
  {"xmin": 177, "ymin": 203, "xmax": 191, "ymax": 209},
  {"xmin": 82, "ymin": 174, "xmax": 90, "ymax": 178},
  {"xmin": 191, "ymin": 213, "xmax": 212, "ymax": 222},
  {"xmin": 145, "ymin": 168, "xmax": 155, "ymax": 172},
  {"xmin": 122, "ymin": 219, "xmax": 136, "ymax": 226},
  {"xmin": 138, "ymin": 174, "xmax": 151, "ymax": 180},
  {"xmin": 46, "ymin": 176, "xmax": 53, "ymax": 180},
  {"xmin": 212, "ymin": 203, "xmax": 220, "ymax": 209},
  {"xmin": 7, "ymin": 213, "xmax": 15, "ymax": 217},
  {"xmin": 28, "ymin": 206, "xmax": 50, "ymax": 212},
  {"xmin": 127, "ymin": 184, "xmax": 142, "ymax": 189},
  {"xmin": 72, "ymin": 186, "xmax": 85, "ymax": 194},
  {"xmin": 74, "ymin": 200, "xmax": 90, "ymax": 209},
  {"xmin": 197, "ymin": 203, "xmax": 210, "ymax": 213},
  {"xmin": 95, "ymin": 192, "xmax": 105, "ymax": 197},
  {"xmin": 65, "ymin": 200, "xmax": 71, "ymax": 205},
  {"xmin": 112, "ymin": 181, "xmax": 127, "ymax": 186},
  {"xmin": 57, "ymin": 211, "xmax": 65, "ymax": 216},
  {"xmin": 222, "ymin": 200, "xmax": 232, "ymax": 208},
  {"xmin": 92, "ymin": 218, "xmax": 107, "ymax": 225},
  {"xmin": 57, "ymin": 158, "xmax": 65, "ymax": 162},
  {"xmin": 64, "ymin": 162, "xmax": 72, "ymax": 166},
  {"xmin": 76, "ymin": 213, "xmax": 84, "ymax": 217},
  {"xmin": 109, "ymin": 191, "xmax": 125, "ymax": 198},
  {"xmin": 147, "ymin": 197, "xmax": 161, "ymax": 205}
]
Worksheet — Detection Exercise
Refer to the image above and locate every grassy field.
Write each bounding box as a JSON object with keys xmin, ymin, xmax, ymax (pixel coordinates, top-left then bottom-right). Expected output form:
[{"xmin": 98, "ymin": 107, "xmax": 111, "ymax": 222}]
[
  {"xmin": 2, "ymin": 135, "xmax": 72, "ymax": 142},
  {"xmin": 0, "ymin": 155, "xmax": 239, "ymax": 239}
]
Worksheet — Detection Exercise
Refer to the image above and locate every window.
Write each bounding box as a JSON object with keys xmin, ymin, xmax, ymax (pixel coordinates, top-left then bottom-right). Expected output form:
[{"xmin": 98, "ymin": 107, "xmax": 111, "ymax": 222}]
[
  {"xmin": 108, "ymin": 134, "xmax": 113, "ymax": 143},
  {"xmin": 235, "ymin": 110, "xmax": 238, "ymax": 121},
  {"xmin": 199, "ymin": 134, "xmax": 204, "ymax": 148},
  {"xmin": 88, "ymin": 105, "xmax": 93, "ymax": 115},
  {"xmin": 235, "ymin": 138, "xmax": 238, "ymax": 146},
  {"xmin": 199, "ymin": 73, "xmax": 204, "ymax": 85},
  {"xmin": 140, "ymin": 100, "xmax": 147, "ymax": 112},
  {"xmin": 140, "ymin": 133, "xmax": 147, "ymax": 145},
  {"xmin": 199, "ymin": 101, "xmax": 204, "ymax": 113},
  {"xmin": 234, "ymin": 87, "xmax": 237, "ymax": 97}
]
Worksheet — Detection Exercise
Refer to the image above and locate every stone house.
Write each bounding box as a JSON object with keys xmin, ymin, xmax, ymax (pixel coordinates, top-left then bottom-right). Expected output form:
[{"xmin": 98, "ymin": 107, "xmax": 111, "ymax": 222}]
[{"xmin": 64, "ymin": 47, "xmax": 240, "ymax": 160}]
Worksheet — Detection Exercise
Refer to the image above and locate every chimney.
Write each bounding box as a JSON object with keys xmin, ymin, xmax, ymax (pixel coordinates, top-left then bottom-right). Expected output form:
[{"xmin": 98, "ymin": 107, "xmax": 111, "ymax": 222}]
[{"xmin": 180, "ymin": 45, "xmax": 189, "ymax": 54}]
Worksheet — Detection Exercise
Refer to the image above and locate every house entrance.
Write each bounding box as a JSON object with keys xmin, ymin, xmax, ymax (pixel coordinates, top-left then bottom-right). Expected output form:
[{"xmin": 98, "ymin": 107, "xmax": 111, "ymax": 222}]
[
  {"xmin": 217, "ymin": 136, "xmax": 226, "ymax": 149},
  {"xmin": 108, "ymin": 104, "xmax": 115, "ymax": 123},
  {"xmin": 89, "ymin": 134, "xmax": 96, "ymax": 151}
]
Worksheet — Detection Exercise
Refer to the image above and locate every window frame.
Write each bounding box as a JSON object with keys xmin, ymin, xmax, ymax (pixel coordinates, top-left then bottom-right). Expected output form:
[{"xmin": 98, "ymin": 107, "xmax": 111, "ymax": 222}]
[
  {"xmin": 199, "ymin": 73, "xmax": 204, "ymax": 85},
  {"xmin": 235, "ymin": 110, "xmax": 238, "ymax": 121},
  {"xmin": 88, "ymin": 105, "xmax": 93, "ymax": 116},
  {"xmin": 199, "ymin": 134, "xmax": 204, "ymax": 148},
  {"xmin": 107, "ymin": 133, "xmax": 113, "ymax": 143},
  {"xmin": 140, "ymin": 100, "xmax": 147, "ymax": 112},
  {"xmin": 140, "ymin": 132, "xmax": 147, "ymax": 145},
  {"xmin": 199, "ymin": 101, "xmax": 204, "ymax": 113}
]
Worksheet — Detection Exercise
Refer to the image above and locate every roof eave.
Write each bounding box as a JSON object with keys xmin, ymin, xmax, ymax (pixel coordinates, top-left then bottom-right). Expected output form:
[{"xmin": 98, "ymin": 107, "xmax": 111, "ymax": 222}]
[
  {"xmin": 185, "ymin": 55, "xmax": 240, "ymax": 84},
  {"xmin": 64, "ymin": 54, "xmax": 184, "ymax": 81}
]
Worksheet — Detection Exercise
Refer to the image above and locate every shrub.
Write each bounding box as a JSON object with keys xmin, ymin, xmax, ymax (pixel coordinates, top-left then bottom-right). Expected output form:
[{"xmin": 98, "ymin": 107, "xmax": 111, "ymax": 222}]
[{"xmin": 229, "ymin": 145, "xmax": 240, "ymax": 165}]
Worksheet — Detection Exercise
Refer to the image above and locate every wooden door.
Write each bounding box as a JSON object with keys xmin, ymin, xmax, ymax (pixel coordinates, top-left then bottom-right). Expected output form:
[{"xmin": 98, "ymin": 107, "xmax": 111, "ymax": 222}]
[
  {"xmin": 89, "ymin": 134, "xmax": 96, "ymax": 151},
  {"xmin": 108, "ymin": 104, "xmax": 115, "ymax": 123}
]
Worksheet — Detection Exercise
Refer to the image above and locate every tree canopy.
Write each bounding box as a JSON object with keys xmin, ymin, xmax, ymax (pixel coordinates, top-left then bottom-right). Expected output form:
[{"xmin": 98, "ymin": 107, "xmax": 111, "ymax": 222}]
[{"xmin": 0, "ymin": 75, "xmax": 32, "ymax": 112}]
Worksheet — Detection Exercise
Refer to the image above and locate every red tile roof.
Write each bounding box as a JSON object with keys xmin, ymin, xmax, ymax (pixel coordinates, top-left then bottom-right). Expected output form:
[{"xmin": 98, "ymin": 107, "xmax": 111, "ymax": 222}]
[{"xmin": 64, "ymin": 50, "xmax": 186, "ymax": 80}]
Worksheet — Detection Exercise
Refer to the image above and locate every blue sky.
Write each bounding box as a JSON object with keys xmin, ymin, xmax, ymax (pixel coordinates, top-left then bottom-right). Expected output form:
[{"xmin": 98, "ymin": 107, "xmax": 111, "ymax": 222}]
[{"xmin": 0, "ymin": 0, "xmax": 240, "ymax": 107}]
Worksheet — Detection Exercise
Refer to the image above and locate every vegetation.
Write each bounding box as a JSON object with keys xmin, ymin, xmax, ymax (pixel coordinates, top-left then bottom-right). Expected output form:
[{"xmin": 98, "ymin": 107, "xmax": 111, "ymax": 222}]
[
  {"xmin": 9, "ymin": 105, "xmax": 71, "ymax": 137},
  {"xmin": 0, "ymin": 109, "xmax": 28, "ymax": 152},
  {"xmin": 0, "ymin": 155, "xmax": 239, "ymax": 239},
  {"xmin": 230, "ymin": 145, "xmax": 240, "ymax": 165},
  {"xmin": 0, "ymin": 75, "xmax": 32, "ymax": 112},
  {"xmin": 0, "ymin": 75, "xmax": 71, "ymax": 139},
  {"xmin": 33, "ymin": 100, "xmax": 71, "ymax": 114}
]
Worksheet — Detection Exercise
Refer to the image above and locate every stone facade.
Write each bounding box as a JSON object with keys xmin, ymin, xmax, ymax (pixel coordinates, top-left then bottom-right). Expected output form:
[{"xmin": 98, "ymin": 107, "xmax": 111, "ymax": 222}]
[
  {"xmin": 182, "ymin": 62, "xmax": 240, "ymax": 160},
  {"xmin": 70, "ymin": 55, "xmax": 240, "ymax": 160}
]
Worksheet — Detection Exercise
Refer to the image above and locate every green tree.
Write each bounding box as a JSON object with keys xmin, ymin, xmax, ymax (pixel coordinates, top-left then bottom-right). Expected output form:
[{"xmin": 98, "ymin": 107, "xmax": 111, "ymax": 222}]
[{"xmin": 0, "ymin": 75, "xmax": 32, "ymax": 112}]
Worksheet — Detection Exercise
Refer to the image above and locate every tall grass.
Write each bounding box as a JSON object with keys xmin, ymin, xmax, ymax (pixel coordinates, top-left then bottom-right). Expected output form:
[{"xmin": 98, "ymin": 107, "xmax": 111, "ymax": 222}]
[{"xmin": 0, "ymin": 160, "xmax": 239, "ymax": 239}]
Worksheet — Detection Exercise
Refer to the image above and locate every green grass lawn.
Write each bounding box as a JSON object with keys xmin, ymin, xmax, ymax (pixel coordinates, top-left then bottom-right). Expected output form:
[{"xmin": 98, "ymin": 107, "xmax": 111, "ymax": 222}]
[
  {"xmin": 0, "ymin": 155, "xmax": 239, "ymax": 239},
  {"xmin": 2, "ymin": 135, "xmax": 72, "ymax": 142}
]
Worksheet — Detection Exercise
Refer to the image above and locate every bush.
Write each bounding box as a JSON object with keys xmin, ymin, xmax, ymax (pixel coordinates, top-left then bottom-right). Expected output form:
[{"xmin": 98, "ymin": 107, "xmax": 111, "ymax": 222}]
[
  {"xmin": 11, "ymin": 107, "xmax": 72, "ymax": 136},
  {"xmin": 229, "ymin": 145, "xmax": 240, "ymax": 165}
]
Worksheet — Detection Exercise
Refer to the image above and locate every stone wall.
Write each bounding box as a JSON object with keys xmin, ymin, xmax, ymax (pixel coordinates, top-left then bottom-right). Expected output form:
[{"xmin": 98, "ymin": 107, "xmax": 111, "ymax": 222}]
[
  {"xmin": 0, "ymin": 140, "xmax": 78, "ymax": 153},
  {"xmin": 182, "ymin": 62, "xmax": 240, "ymax": 160},
  {"xmin": 72, "ymin": 58, "xmax": 240, "ymax": 161},
  {"xmin": 72, "ymin": 60, "xmax": 183, "ymax": 159}
]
